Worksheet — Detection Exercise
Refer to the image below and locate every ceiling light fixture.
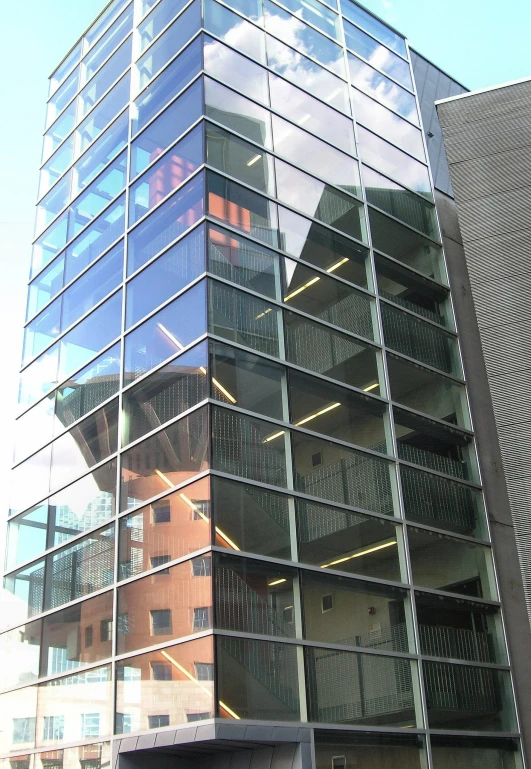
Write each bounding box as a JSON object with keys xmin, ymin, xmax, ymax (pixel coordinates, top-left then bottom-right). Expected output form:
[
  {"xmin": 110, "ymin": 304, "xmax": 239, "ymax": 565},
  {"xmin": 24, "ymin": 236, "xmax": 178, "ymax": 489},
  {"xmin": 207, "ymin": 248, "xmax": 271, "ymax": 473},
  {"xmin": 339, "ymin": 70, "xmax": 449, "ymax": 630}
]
[{"xmin": 321, "ymin": 539, "xmax": 397, "ymax": 569}]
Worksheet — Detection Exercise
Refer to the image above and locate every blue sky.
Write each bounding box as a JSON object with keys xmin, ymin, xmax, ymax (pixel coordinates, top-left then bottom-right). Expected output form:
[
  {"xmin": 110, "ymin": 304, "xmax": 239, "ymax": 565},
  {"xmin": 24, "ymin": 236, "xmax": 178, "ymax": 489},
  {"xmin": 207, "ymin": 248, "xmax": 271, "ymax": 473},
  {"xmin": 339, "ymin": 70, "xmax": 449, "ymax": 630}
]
[{"xmin": 0, "ymin": 0, "xmax": 530, "ymax": 535}]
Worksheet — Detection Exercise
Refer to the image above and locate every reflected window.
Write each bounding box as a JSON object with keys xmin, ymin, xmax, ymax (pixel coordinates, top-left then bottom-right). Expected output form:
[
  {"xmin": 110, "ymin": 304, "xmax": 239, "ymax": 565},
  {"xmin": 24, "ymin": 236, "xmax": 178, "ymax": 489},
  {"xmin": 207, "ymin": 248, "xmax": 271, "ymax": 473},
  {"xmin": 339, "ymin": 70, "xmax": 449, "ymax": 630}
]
[{"xmin": 205, "ymin": 0, "xmax": 266, "ymax": 62}]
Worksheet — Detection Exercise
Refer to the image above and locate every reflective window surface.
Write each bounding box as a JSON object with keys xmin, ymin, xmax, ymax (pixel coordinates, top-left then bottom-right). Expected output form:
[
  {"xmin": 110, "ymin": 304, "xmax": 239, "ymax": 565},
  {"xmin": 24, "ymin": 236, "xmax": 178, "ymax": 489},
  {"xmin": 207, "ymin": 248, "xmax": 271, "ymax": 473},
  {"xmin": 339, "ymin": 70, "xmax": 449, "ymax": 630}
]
[
  {"xmin": 205, "ymin": 77, "xmax": 273, "ymax": 150},
  {"xmin": 340, "ymin": 0, "xmax": 407, "ymax": 56},
  {"xmin": 358, "ymin": 126, "xmax": 431, "ymax": 199},
  {"xmin": 344, "ymin": 20, "xmax": 412, "ymax": 89},
  {"xmin": 352, "ymin": 87, "xmax": 425, "ymax": 161},
  {"xmin": 205, "ymin": 0, "xmax": 266, "ymax": 63},
  {"xmin": 139, "ymin": 0, "xmax": 191, "ymax": 52},
  {"xmin": 348, "ymin": 53, "xmax": 418, "ymax": 124},
  {"xmin": 204, "ymin": 35, "xmax": 269, "ymax": 103}
]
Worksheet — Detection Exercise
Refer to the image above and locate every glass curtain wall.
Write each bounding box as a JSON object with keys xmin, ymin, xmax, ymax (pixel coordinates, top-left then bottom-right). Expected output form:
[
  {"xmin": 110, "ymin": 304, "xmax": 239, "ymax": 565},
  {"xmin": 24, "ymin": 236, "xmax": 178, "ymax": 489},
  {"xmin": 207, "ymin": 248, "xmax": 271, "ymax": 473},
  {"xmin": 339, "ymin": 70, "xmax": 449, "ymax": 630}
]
[{"xmin": 2, "ymin": 0, "xmax": 523, "ymax": 767}]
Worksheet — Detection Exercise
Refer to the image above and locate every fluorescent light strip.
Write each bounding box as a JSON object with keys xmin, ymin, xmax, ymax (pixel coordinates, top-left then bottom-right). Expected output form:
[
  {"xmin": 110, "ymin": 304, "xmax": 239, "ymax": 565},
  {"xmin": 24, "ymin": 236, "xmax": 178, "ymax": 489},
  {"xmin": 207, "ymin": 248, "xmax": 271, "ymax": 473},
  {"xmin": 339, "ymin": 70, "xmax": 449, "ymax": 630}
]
[
  {"xmin": 247, "ymin": 154, "xmax": 262, "ymax": 167},
  {"xmin": 263, "ymin": 430, "xmax": 285, "ymax": 443},
  {"xmin": 326, "ymin": 257, "xmax": 349, "ymax": 273},
  {"xmin": 157, "ymin": 322, "xmax": 184, "ymax": 350},
  {"xmin": 211, "ymin": 377, "xmax": 237, "ymax": 403},
  {"xmin": 220, "ymin": 701, "xmax": 241, "ymax": 720},
  {"xmin": 255, "ymin": 307, "xmax": 273, "ymax": 319},
  {"xmin": 179, "ymin": 492, "xmax": 241, "ymax": 551},
  {"xmin": 363, "ymin": 383, "xmax": 379, "ymax": 392},
  {"xmin": 268, "ymin": 578, "xmax": 287, "ymax": 586},
  {"xmin": 321, "ymin": 540, "xmax": 397, "ymax": 569},
  {"xmin": 296, "ymin": 402, "xmax": 340, "ymax": 427},
  {"xmin": 284, "ymin": 276, "xmax": 320, "ymax": 302}
]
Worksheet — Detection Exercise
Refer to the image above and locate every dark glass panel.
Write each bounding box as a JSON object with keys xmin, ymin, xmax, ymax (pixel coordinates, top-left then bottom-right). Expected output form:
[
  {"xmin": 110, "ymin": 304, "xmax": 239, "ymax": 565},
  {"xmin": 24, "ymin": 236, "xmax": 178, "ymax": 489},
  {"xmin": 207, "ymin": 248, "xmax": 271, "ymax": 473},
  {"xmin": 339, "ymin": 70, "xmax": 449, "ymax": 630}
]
[
  {"xmin": 315, "ymin": 730, "xmax": 425, "ymax": 769},
  {"xmin": 431, "ymin": 736, "xmax": 521, "ymax": 769},
  {"xmin": 206, "ymin": 123, "xmax": 275, "ymax": 196},
  {"xmin": 205, "ymin": 77, "xmax": 272, "ymax": 149}
]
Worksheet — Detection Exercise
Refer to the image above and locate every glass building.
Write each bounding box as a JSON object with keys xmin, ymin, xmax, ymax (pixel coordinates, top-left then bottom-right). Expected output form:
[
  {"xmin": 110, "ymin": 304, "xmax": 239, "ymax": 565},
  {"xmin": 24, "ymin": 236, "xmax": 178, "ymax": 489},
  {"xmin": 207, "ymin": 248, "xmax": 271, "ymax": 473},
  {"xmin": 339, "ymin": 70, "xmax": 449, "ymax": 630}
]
[{"xmin": 2, "ymin": 0, "xmax": 528, "ymax": 768}]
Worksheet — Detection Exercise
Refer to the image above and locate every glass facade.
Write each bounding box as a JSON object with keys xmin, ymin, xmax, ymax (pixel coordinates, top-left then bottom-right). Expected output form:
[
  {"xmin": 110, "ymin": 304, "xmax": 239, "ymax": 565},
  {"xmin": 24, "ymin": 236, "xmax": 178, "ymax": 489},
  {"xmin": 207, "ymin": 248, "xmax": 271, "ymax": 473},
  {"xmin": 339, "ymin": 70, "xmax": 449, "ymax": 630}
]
[{"xmin": 2, "ymin": 0, "xmax": 524, "ymax": 767}]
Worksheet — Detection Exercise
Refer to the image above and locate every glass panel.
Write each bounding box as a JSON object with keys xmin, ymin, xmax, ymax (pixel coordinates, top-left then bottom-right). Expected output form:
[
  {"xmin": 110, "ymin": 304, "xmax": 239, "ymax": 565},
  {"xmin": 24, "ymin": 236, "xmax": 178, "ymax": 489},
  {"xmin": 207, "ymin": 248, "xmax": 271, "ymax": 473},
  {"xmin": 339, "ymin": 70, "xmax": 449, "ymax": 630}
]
[
  {"xmin": 212, "ymin": 476, "xmax": 292, "ymax": 559},
  {"xmin": 64, "ymin": 195, "xmax": 125, "ymax": 285},
  {"xmin": 358, "ymin": 127, "xmax": 431, "ymax": 199},
  {"xmin": 212, "ymin": 406, "xmax": 287, "ymax": 488},
  {"xmin": 264, "ymin": 0, "xmax": 344, "ymax": 76},
  {"xmin": 215, "ymin": 553, "xmax": 296, "ymax": 637},
  {"xmin": 55, "ymin": 344, "xmax": 121, "ymax": 432},
  {"xmin": 4, "ymin": 560, "xmax": 45, "ymax": 620},
  {"xmin": 275, "ymin": 160, "xmax": 365, "ymax": 241},
  {"xmin": 205, "ymin": 77, "xmax": 272, "ymax": 150},
  {"xmin": 352, "ymin": 87, "xmax": 425, "ymax": 161},
  {"xmin": 47, "ymin": 460, "xmax": 117, "ymax": 547},
  {"xmin": 86, "ymin": 0, "xmax": 130, "ymax": 46},
  {"xmin": 206, "ymin": 123, "xmax": 275, "ymax": 196},
  {"xmin": 315, "ymin": 730, "xmax": 425, "ymax": 769},
  {"xmin": 364, "ymin": 166, "xmax": 438, "ymax": 239},
  {"xmin": 204, "ymin": 36, "xmax": 269, "ymax": 104},
  {"xmin": 415, "ymin": 591, "xmax": 506, "ymax": 664},
  {"xmin": 27, "ymin": 257, "xmax": 65, "ymax": 321},
  {"xmin": 269, "ymin": 74, "xmax": 355, "ymax": 155},
  {"xmin": 124, "ymin": 281, "xmax": 206, "ymax": 383},
  {"xmin": 127, "ymin": 172, "xmax": 204, "ymax": 274},
  {"xmin": 282, "ymin": 257, "xmax": 374, "ymax": 339},
  {"xmin": 41, "ymin": 592, "xmax": 114, "ymax": 677},
  {"xmin": 387, "ymin": 354, "xmax": 469, "ymax": 428},
  {"xmin": 139, "ymin": 0, "xmax": 190, "ymax": 52},
  {"xmin": 340, "ymin": 0, "xmax": 407, "ymax": 56},
  {"xmin": 211, "ymin": 342, "xmax": 284, "ymax": 419},
  {"xmin": 46, "ymin": 70, "xmax": 78, "ymax": 130},
  {"xmin": 279, "ymin": 207, "xmax": 369, "ymax": 288},
  {"xmin": 348, "ymin": 54, "xmax": 417, "ymax": 124},
  {"xmin": 302, "ymin": 571, "xmax": 409, "ymax": 652},
  {"xmin": 306, "ymin": 645, "xmax": 415, "ymax": 726},
  {"xmin": 76, "ymin": 73, "xmax": 131, "ymax": 156},
  {"xmin": 78, "ymin": 37, "xmax": 132, "ymax": 118},
  {"xmin": 266, "ymin": 34, "xmax": 349, "ymax": 113},
  {"xmin": 344, "ymin": 20, "xmax": 412, "ymax": 88},
  {"xmin": 14, "ymin": 395, "xmax": 55, "ymax": 464},
  {"xmin": 278, "ymin": 0, "xmax": 340, "ymax": 39},
  {"xmin": 284, "ymin": 312, "xmax": 381, "ymax": 393},
  {"xmin": 36, "ymin": 177, "xmax": 71, "ymax": 237},
  {"xmin": 129, "ymin": 125, "xmax": 203, "ymax": 225},
  {"xmin": 49, "ymin": 400, "xmax": 119, "ymax": 491},
  {"xmin": 205, "ymin": 0, "xmax": 266, "ymax": 63},
  {"xmin": 45, "ymin": 524, "xmax": 115, "ymax": 611},
  {"xmin": 217, "ymin": 636, "xmax": 300, "ymax": 720},
  {"xmin": 137, "ymin": 1, "xmax": 201, "ymax": 90},
  {"xmin": 117, "ymin": 556, "xmax": 212, "ymax": 654},
  {"xmin": 50, "ymin": 42, "xmax": 82, "ymax": 96},
  {"xmin": 58, "ymin": 290, "xmax": 122, "ymax": 382},
  {"xmin": 10, "ymin": 446, "xmax": 52, "ymax": 520},
  {"xmin": 81, "ymin": 5, "xmax": 133, "ymax": 85},
  {"xmin": 72, "ymin": 114, "xmax": 128, "ymax": 197},
  {"xmin": 431, "ymin": 736, "xmax": 521, "ymax": 769},
  {"xmin": 36, "ymin": 665, "xmax": 112, "ymax": 745},
  {"xmin": 369, "ymin": 208, "xmax": 446, "ymax": 283},
  {"xmin": 207, "ymin": 224, "xmax": 280, "ymax": 299},
  {"xmin": 292, "ymin": 431, "xmax": 395, "ymax": 515},
  {"xmin": 115, "ymin": 638, "xmax": 214, "ymax": 732},
  {"xmin": 118, "ymin": 477, "xmax": 211, "ymax": 579},
  {"xmin": 131, "ymin": 79, "xmax": 202, "ymax": 179},
  {"xmin": 43, "ymin": 102, "xmax": 77, "ymax": 163},
  {"xmin": 127, "ymin": 225, "xmax": 204, "ymax": 328},
  {"xmin": 207, "ymin": 171, "xmax": 278, "ymax": 248},
  {"xmin": 120, "ymin": 407, "xmax": 209, "ymax": 511},
  {"xmin": 133, "ymin": 37, "xmax": 202, "ymax": 134},
  {"xmin": 6, "ymin": 504, "xmax": 49, "ymax": 571},
  {"xmin": 375, "ymin": 252, "xmax": 449, "ymax": 325},
  {"xmin": 0, "ymin": 686, "xmax": 37, "ymax": 752},
  {"xmin": 31, "ymin": 214, "xmax": 68, "ymax": 278},
  {"xmin": 288, "ymin": 371, "xmax": 386, "ymax": 448},
  {"xmin": 123, "ymin": 342, "xmax": 208, "ymax": 445},
  {"xmin": 272, "ymin": 115, "xmax": 360, "ymax": 193},
  {"xmin": 209, "ymin": 280, "xmax": 280, "ymax": 357},
  {"xmin": 297, "ymin": 498, "xmax": 402, "ymax": 580},
  {"xmin": 401, "ymin": 465, "xmax": 484, "ymax": 538},
  {"xmin": 408, "ymin": 526, "xmax": 495, "ymax": 599},
  {"xmin": 23, "ymin": 298, "xmax": 61, "ymax": 367},
  {"xmin": 40, "ymin": 137, "xmax": 75, "ymax": 198},
  {"xmin": 19, "ymin": 345, "xmax": 59, "ymax": 410},
  {"xmin": 424, "ymin": 663, "xmax": 515, "ymax": 732},
  {"xmin": 0, "ymin": 618, "xmax": 42, "ymax": 690}
]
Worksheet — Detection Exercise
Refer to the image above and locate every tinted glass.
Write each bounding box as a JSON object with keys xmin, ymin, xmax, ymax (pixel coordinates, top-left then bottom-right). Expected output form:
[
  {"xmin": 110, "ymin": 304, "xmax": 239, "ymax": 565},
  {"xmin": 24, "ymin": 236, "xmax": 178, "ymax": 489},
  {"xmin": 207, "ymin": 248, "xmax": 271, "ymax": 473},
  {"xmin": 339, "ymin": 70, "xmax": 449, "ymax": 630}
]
[
  {"xmin": 340, "ymin": 0, "xmax": 407, "ymax": 56},
  {"xmin": 206, "ymin": 123, "xmax": 275, "ymax": 196},
  {"xmin": 352, "ymin": 88, "xmax": 425, "ymax": 161},
  {"xmin": 139, "ymin": 0, "xmax": 190, "ymax": 52},
  {"xmin": 279, "ymin": 0, "xmax": 340, "ymax": 39},
  {"xmin": 39, "ymin": 136, "xmax": 74, "ymax": 198},
  {"xmin": 205, "ymin": 0, "xmax": 266, "ymax": 63},
  {"xmin": 358, "ymin": 126, "xmax": 431, "ymax": 198},
  {"xmin": 81, "ymin": 5, "xmax": 133, "ymax": 84},
  {"xmin": 77, "ymin": 73, "xmax": 131, "ymax": 155},
  {"xmin": 27, "ymin": 256, "xmax": 65, "ymax": 321},
  {"xmin": 6, "ymin": 504, "xmax": 48, "ymax": 571},
  {"xmin": 64, "ymin": 196, "xmax": 125, "ymax": 285},
  {"xmin": 348, "ymin": 54, "xmax": 418, "ymax": 124},
  {"xmin": 205, "ymin": 77, "xmax": 273, "ymax": 149},
  {"xmin": 72, "ymin": 114, "xmax": 128, "ymax": 197},
  {"xmin": 204, "ymin": 36, "xmax": 269, "ymax": 104},
  {"xmin": 78, "ymin": 37, "xmax": 132, "ymax": 118},
  {"xmin": 344, "ymin": 20, "xmax": 412, "ymax": 88}
]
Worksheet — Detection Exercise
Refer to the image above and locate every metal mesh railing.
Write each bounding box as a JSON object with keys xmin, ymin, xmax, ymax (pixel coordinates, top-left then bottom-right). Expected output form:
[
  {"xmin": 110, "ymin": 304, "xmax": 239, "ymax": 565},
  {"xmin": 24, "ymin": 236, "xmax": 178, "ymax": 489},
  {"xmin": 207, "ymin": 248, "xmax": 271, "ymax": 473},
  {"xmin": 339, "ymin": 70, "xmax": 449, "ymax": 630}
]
[{"xmin": 401, "ymin": 465, "xmax": 476, "ymax": 531}]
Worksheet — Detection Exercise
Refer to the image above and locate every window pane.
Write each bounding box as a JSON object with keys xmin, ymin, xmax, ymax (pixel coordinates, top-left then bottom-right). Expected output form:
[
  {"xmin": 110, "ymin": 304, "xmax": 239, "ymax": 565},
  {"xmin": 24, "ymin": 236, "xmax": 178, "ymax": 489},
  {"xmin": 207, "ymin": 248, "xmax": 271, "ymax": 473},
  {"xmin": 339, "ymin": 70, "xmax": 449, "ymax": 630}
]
[
  {"xmin": 279, "ymin": 0, "xmax": 340, "ymax": 39},
  {"xmin": 127, "ymin": 172, "xmax": 204, "ymax": 275},
  {"xmin": 207, "ymin": 224, "xmax": 280, "ymax": 300},
  {"xmin": 6, "ymin": 504, "xmax": 49, "ymax": 571},
  {"xmin": 120, "ymin": 407, "xmax": 209, "ymax": 511},
  {"xmin": 14, "ymin": 395, "xmax": 55, "ymax": 465},
  {"xmin": 266, "ymin": 34, "xmax": 349, "ymax": 113},
  {"xmin": 275, "ymin": 160, "xmax": 365, "ymax": 241},
  {"xmin": 31, "ymin": 214, "xmax": 68, "ymax": 278},
  {"xmin": 117, "ymin": 556, "xmax": 212, "ymax": 654},
  {"xmin": 10, "ymin": 446, "xmax": 52, "ymax": 520},
  {"xmin": 81, "ymin": 5, "xmax": 133, "ymax": 85},
  {"xmin": 86, "ymin": 0, "xmax": 130, "ymax": 46},
  {"xmin": 297, "ymin": 498, "xmax": 401, "ymax": 580},
  {"xmin": 77, "ymin": 73, "xmax": 131, "ymax": 156},
  {"xmin": 19, "ymin": 345, "xmax": 59, "ymax": 410},
  {"xmin": 124, "ymin": 281, "xmax": 206, "ymax": 383},
  {"xmin": 340, "ymin": 0, "xmax": 407, "ymax": 56},
  {"xmin": 129, "ymin": 125, "xmax": 203, "ymax": 225},
  {"xmin": 217, "ymin": 636, "xmax": 300, "ymax": 720},
  {"xmin": 126, "ymin": 225, "xmax": 204, "ymax": 328},
  {"xmin": 118, "ymin": 477, "xmax": 211, "ymax": 580},
  {"xmin": 358, "ymin": 126, "xmax": 431, "ymax": 199},
  {"xmin": 269, "ymin": 74, "xmax": 355, "ymax": 155},
  {"xmin": 285, "ymin": 312, "xmax": 381, "ymax": 393},
  {"xmin": 215, "ymin": 553, "xmax": 296, "ymax": 637},
  {"xmin": 55, "ymin": 343, "xmax": 121, "ymax": 432},
  {"xmin": 302, "ymin": 571, "xmax": 409, "ymax": 652},
  {"xmin": 204, "ymin": 36, "xmax": 269, "ymax": 104},
  {"xmin": 78, "ymin": 37, "xmax": 132, "ymax": 118},
  {"xmin": 72, "ymin": 114, "xmax": 129, "ymax": 197},
  {"xmin": 23, "ymin": 299, "xmax": 61, "ymax": 366},
  {"xmin": 218, "ymin": 0, "xmax": 262, "ymax": 21},
  {"xmin": 431, "ymin": 736, "xmax": 521, "ymax": 769},
  {"xmin": 375, "ymin": 252, "xmax": 449, "ymax": 325},
  {"xmin": 344, "ymin": 20, "xmax": 412, "ymax": 88},
  {"xmin": 131, "ymin": 79, "xmax": 202, "ymax": 179},
  {"xmin": 45, "ymin": 524, "xmax": 115, "ymax": 611},
  {"xmin": 67, "ymin": 152, "xmax": 127, "ymax": 242},
  {"xmin": 50, "ymin": 41, "xmax": 82, "ymax": 96},
  {"xmin": 207, "ymin": 170, "xmax": 278, "ymax": 247},
  {"xmin": 46, "ymin": 70, "xmax": 78, "ymax": 130},
  {"xmin": 205, "ymin": 77, "xmax": 272, "ymax": 149},
  {"xmin": 206, "ymin": 123, "xmax": 275, "ymax": 196},
  {"xmin": 205, "ymin": 0, "xmax": 266, "ymax": 63},
  {"xmin": 40, "ymin": 136, "xmax": 75, "ymax": 198},
  {"xmin": 4, "ymin": 561, "xmax": 45, "ymax": 620},
  {"xmin": 137, "ymin": 1, "xmax": 201, "ymax": 90},
  {"xmin": 211, "ymin": 341, "xmax": 284, "ymax": 419},
  {"xmin": 123, "ymin": 342, "xmax": 208, "ymax": 445},
  {"xmin": 209, "ymin": 280, "xmax": 280, "ymax": 357},
  {"xmin": 315, "ymin": 731, "xmax": 425, "ymax": 769},
  {"xmin": 212, "ymin": 476, "xmax": 292, "ymax": 559},
  {"xmin": 0, "ymin": 688, "xmax": 37, "ymax": 752},
  {"xmin": 139, "ymin": 0, "xmax": 190, "ymax": 52},
  {"xmin": 27, "ymin": 256, "xmax": 65, "ymax": 321},
  {"xmin": 36, "ymin": 177, "xmax": 71, "ymax": 237},
  {"xmin": 279, "ymin": 207, "xmax": 369, "ymax": 288},
  {"xmin": 352, "ymin": 87, "xmax": 425, "ymax": 161},
  {"xmin": 115, "ymin": 639, "xmax": 214, "ymax": 733},
  {"xmin": 43, "ymin": 102, "xmax": 77, "ymax": 163},
  {"xmin": 0, "ymin": 618, "xmax": 42, "ymax": 690},
  {"xmin": 348, "ymin": 54, "xmax": 418, "ymax": 124}
]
